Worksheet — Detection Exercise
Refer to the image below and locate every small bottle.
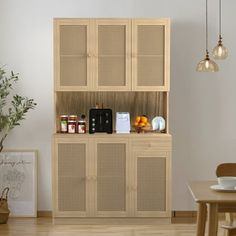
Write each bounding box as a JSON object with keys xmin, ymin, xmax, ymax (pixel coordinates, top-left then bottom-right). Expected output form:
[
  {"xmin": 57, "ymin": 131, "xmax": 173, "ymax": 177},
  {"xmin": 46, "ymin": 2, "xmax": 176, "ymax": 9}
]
[
  {"xmin": 68, "ymin": 115, "xmax": 77, "ymax": 134},
  {"xmin": 60, "ymin": 115, "xmax": 68, "ymax": 133},
  {"xmin": 78, "ymin": 114, "xmax": 86, "ymax": 134}
]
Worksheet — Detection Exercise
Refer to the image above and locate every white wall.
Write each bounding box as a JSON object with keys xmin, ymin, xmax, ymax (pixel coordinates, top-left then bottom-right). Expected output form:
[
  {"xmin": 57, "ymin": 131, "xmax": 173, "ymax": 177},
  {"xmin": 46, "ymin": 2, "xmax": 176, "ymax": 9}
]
[{"xmin": 1, "ymin": 0, "xmax": 236, "ymax": 211}]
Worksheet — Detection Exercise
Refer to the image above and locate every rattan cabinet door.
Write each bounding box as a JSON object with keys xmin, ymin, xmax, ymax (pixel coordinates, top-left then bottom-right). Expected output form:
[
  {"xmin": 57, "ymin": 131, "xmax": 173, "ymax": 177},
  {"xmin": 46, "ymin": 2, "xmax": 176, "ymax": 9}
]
[
  {"xmin": 132, "ymin": 19, "xmax": 170, "ymax": 91},
  {"xmin": 132, "ymin": 150, "xmax": 171, "ymax": 217},
  {"xmin": 94, "ymin": 19, "xmax": 131, "ymax": 91},
  {"xmin": 53, "ymin": 138, "xmax": 91, "ymax": 217},
  {"xmin": 54, "ymin": 19, "xmax": 92, "ymax": 91},
  {"xmin": 93, "ymin": 139, "xmax": 131, "ymax": 216}
]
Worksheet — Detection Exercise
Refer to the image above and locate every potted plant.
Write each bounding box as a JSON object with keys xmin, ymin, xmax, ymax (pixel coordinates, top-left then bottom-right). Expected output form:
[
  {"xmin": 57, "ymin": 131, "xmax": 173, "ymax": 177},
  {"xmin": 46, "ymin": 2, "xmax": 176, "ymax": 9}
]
[{"xmin": 0, "ymin": 66, "xmax": 37, "ymax": 152}]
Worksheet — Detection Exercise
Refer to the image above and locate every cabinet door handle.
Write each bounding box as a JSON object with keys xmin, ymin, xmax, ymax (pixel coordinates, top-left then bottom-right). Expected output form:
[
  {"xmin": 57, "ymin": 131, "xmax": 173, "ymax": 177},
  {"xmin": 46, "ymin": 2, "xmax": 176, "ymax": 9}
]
[{"xmin": 87, "ymin": 53, "xmax": 92, "ymax": 58}]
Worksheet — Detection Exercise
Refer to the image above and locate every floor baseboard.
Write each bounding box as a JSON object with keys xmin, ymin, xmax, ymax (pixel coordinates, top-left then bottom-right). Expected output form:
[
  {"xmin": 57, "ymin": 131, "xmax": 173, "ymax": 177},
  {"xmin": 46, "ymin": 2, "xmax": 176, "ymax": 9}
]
[
  {"xmin": 37, "ymin": 211, "xmax": 197, "ymax": 221},
  {"xmin": 37, "ymin": 211, "xmax": 52, "ymax": 217}
]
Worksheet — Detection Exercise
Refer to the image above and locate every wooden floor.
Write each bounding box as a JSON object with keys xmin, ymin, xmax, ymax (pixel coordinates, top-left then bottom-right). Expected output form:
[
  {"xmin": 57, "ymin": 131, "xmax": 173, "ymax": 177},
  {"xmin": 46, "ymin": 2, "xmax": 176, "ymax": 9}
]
[{"xmin": 0, "ymin": 218, "xmax": 227, "ymax": 236}]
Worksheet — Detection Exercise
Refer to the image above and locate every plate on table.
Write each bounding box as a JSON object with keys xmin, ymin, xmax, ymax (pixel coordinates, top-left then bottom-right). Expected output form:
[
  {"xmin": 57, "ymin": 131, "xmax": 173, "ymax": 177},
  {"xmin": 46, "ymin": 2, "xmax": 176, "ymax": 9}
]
[{"xmin": 210, "ymin": 184, "xmax": 236, "ymax": 192}]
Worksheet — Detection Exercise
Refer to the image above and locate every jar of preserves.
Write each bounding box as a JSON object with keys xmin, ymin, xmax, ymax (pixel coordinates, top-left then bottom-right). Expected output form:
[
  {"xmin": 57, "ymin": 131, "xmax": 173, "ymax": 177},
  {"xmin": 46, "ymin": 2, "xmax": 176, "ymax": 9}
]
[
  {"xmin": 68, "ymin": 115, "xmax": 77, "ymax": 134},
  {"xmin": 60, "ymin": 115, "xmax": 68, "ymax": 133},
  {"xmin": 78, "ymin": 114, "xmax": 86, "ymax": 134}
]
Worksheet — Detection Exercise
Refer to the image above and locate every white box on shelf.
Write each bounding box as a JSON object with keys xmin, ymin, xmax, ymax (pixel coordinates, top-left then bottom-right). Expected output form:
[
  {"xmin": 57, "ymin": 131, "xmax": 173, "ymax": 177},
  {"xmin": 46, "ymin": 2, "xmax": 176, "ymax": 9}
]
[{"xmin": 116, "ymin": 112, "xmax": 130, "ymax": 134}]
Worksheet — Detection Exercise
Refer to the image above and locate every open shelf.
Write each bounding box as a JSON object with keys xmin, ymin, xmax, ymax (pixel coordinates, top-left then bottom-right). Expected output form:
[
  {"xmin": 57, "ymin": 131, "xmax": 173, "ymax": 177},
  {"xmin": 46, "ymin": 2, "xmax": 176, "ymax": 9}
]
[{"xmin": 55, "ymin": 91, "xmax": 169, "ymax": 134}]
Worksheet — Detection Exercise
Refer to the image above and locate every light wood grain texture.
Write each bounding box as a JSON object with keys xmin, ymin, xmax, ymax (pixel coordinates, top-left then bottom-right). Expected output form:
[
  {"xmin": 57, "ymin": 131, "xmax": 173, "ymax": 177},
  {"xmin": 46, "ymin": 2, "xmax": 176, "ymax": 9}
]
[
  {"xmin": 132, "ymin": 150, "xmax": 171, "ymax": 217},
  {"xmin": 223, "ymin": 213, "xmax": 236, "ymax": 236},
  {"xmin": 93, "ymin": 138, "xmax": 130, "ymax": 217},
  {"xmin": 53, "ymin": 18, "xmax": 172, "ymax": 222},
  {"xmin": 0, "ymin": 217, "xmax": 228, "ymax": 236},
  {"xmin": 54, "ymin": 19, "xmax": 92, "ymax": 91},
  {"xmin": 94, "ymin": 19, "xmax": 131, "ymax": 91},
  {"xmin": 53, "ymin": 135, "xmax": 171, "ymax": 218},
  {"xmin": 196, "ymin": 203, "xmax": 207, "ymax": 236},
  {"xmin": 216, "ymin": 163, "xmax": 236, "ymax": 177},
  {"xmin": 188, "ymin": 181, "xmax": 236, "ymax": 204},
  {"xmin": 132, "ymin": 18, "xmax": 170, "ymax": 91},
  {"xmin": 189, "ymin": 181, "xmax": 236, "ymax": 236},
  {"xmin": 54, "ymin": 18, "xmax": 170, "ymax": 92},
  {"xmin": 222, "ymin": 224, "xmax": 236, "ymax": 236},
  {"xmin": 208, "ymin": 203, "xmax": 219, "ymax": 236},
  {"xmin": 216, "ymin": 163, "xmax": 236, "ymax": 235}
]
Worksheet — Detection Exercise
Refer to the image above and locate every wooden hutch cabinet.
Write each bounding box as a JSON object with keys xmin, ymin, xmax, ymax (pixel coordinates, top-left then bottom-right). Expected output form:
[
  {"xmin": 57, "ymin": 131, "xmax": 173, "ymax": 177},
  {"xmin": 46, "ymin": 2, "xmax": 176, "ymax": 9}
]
[{"xmin": 53, "ymin": 18, "xmax": 171, "ymax": 223}]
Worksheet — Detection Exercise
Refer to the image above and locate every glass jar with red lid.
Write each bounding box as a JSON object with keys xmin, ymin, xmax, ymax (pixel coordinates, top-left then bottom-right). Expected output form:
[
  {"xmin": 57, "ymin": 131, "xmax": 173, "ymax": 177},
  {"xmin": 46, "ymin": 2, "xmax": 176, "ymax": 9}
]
[{"xmin": 68, "ymin": 115, "xmax": 77, "ymax": 133}]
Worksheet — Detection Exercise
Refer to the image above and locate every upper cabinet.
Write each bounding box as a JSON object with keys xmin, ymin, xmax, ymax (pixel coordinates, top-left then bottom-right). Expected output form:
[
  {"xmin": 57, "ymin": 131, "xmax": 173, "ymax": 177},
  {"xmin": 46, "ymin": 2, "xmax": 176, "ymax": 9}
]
[
  {"xmin": 54, "ymin": 18, "xmax": 170, "ymax": 91},
  {"xmin": 95, "ymin": 19, "xmax": 131, "ymax": 91},
  {"xmin": 54, "ymin": 19, "xmax": 93, "ymax": 91},
  {"xmin": 132, "ymin": 19, "xmax": 170, "ymax": 91}
]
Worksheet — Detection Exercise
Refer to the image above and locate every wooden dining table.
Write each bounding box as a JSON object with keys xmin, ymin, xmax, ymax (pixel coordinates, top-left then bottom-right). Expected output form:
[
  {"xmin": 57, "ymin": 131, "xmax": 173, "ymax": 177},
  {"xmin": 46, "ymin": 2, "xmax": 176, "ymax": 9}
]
[{"xmin": 188, "ymin": 181, "xmax": 236, "ymax": 236}]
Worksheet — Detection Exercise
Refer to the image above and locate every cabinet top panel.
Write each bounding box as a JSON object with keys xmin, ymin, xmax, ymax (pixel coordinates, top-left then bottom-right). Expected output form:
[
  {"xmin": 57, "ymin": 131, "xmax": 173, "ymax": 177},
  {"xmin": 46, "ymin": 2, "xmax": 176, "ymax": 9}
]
[{"xmin": 54, "ymin": 18, "xmax": 171, "ymax": 22}]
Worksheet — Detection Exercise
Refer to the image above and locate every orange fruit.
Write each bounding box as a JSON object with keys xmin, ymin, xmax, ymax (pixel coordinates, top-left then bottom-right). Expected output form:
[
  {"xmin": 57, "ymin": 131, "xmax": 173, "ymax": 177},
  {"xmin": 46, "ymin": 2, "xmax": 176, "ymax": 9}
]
[
  {"xmin": 140, "ymin": 116, "xmax": 148, "ymax": 124},
  {"xmin": 135, "ymin": 116, "xmax": 141, "ymax": 123},
  {"xmin": 139, "ymin": 122, "xmax": 146, "ymax": 127},
  {"xmin": 134, "ymin": 122, "xmax": 139, "ymax": 127}
]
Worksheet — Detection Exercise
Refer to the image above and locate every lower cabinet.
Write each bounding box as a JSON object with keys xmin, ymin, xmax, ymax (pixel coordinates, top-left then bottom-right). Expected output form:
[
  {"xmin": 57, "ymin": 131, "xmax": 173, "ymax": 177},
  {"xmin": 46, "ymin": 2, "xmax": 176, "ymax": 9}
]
[
  {"xmin": 53, "ymin": 138, "xmax": 91, "ymax": 217},
  {"xmin": 94, "ymin": 138, "xmax": 131, "ymax": 217},
  {"xmin": 53, "ymin": 135, "xmax": 171, "ymax": 218},
  {"xmin": 132, "ymin": 150, "xmax": 171, "ymax": 217}
]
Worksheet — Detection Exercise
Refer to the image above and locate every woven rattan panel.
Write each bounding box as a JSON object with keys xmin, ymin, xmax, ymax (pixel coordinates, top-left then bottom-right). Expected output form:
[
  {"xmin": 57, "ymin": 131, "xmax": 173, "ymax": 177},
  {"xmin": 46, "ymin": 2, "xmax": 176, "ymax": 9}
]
[
  {"xmin": 98, "ymin": 57, "xmax": 125, "ymax": 86},
  {"xmin": 58, "ymin": 143, "xmax": 86, "ymax": 211},
  {"xmin": 98, "ymin": 25, "xmax": 126, "ymax": 86},
  {"xmin": 137, "ymin": 57, "xmax": 163, "ymax": 86},
  {"xmin": 60, "ymin": 25, "xmax": 87, "ymax": 55},
  {"xmin": 137, "ymin": 25, "xmax": 164, "ymax": 86},
  {"xmin": 97, "ymin": 143, "xmax": 126, "ymax": 211},
  {"xmin": 98, "ymin": 25, "xmax": 125, "ymax": 55},
  {"xmin": 137, "ymin": 157, "xmax": 166, "ymax": 211},
  {"xmin": 60, "ymin": 57, "xmax": 87, "ymax": 86},
  {"xmin": 60, "ymin": 25, "xmax": 87, "ymax": 86}
]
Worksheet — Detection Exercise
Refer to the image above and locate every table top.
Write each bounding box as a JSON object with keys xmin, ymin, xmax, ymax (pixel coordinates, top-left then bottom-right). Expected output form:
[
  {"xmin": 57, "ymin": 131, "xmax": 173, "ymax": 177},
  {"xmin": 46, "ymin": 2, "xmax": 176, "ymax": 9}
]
[{"xmin": 188, "ymin": 181, "xmax": 236, "ymax": 203}]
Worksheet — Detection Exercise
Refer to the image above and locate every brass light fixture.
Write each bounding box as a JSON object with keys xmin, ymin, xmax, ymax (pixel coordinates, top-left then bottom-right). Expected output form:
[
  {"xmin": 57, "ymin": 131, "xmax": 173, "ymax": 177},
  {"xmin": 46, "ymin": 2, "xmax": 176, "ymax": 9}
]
[
  {"xmin": 196, "ymin": 0, "xmax": 219, "ymax": 72},
  {"xmin": 212, "ymin": 0, "xmax": 228, "ymax": 59}
]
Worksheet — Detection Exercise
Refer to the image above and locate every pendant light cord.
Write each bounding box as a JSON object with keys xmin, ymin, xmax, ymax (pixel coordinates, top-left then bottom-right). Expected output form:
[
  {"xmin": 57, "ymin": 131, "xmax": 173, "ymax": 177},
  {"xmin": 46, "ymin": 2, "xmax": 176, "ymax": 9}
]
[
  {"xmin": 206, "ymin": 0, "xmax": 208, "ymax": 54},
  {"xmin": 219, "ymin": 0, "xmax": 222, "ymax": 37}
]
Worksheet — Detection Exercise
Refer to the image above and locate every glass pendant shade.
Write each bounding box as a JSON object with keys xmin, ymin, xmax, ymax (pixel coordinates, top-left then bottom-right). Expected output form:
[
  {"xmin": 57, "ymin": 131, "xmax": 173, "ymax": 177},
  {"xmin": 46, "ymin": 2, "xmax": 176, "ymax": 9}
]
[
  {"xmin": 196, "ymin": 0, "xmax": 219, "ymax": 72},
  {"xmin": 196, "ymin": 52, "xmax": 219, "ymax": 72},
  {"xmin": 212, "ymin": 36, "xmax": 228, "ymax": 59},
  {"xmin": 213, "ymin": 0, "xmax": 228, "ymax": 60}
]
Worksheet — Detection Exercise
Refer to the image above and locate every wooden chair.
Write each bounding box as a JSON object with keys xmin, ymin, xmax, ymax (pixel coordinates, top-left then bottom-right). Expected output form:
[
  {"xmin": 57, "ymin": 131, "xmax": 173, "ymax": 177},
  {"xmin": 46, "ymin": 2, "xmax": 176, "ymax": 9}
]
[
  {"xmin": 216, "ymin": 163, "xmax": 236, "ymax": 236},
  {"xmin": 222, "ymin": 224, "xmax": 236, "ymax": 236}
]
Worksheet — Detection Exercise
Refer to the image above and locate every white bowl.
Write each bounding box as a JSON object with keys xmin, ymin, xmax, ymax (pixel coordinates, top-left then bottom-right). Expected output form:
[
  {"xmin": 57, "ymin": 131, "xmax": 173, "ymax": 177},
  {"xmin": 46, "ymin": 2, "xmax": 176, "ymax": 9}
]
[{"xmin": 217, "ymin": 177, "xmax": 236, "ymax": 189}]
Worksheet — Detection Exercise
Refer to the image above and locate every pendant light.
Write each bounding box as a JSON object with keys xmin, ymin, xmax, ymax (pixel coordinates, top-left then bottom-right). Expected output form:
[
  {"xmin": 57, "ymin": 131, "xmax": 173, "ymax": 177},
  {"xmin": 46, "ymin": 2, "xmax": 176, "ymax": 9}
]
[
  {"xmin": 212, "ymin": 0, "xmax": 228, "ymax": 59},
  {"xmin": 196, "ymin": 0, "xmax": 219, "ymax": 72}
]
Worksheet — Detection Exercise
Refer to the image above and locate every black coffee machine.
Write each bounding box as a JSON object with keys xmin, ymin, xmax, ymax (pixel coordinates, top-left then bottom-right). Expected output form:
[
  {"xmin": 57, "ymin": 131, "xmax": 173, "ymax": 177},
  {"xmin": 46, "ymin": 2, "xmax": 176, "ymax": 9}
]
[{"xmin": 89, "ymin": 108, "xmax": 113, "ymax": 134}]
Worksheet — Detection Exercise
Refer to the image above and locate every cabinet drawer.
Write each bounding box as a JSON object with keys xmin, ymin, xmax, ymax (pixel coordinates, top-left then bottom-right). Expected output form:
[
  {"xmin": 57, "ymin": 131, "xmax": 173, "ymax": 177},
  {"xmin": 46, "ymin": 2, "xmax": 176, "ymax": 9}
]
[{"xmin": 131, "ymin": 139, "xmax": 171, "ymax": 150}]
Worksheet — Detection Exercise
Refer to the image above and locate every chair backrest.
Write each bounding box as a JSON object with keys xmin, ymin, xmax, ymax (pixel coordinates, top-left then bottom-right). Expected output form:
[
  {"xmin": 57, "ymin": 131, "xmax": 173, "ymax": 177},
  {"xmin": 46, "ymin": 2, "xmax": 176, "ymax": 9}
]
[{"xmin": 216, "ymin": 163, "xmax": 236, "ymax": 177}]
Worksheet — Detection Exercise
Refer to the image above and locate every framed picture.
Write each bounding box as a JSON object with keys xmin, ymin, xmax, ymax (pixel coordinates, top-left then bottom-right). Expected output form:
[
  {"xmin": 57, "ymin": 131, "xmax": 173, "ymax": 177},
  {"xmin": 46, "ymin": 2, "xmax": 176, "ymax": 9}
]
[{"xmin": 0, "ymin": 150, "xmax": 37, "ymax": 217}]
